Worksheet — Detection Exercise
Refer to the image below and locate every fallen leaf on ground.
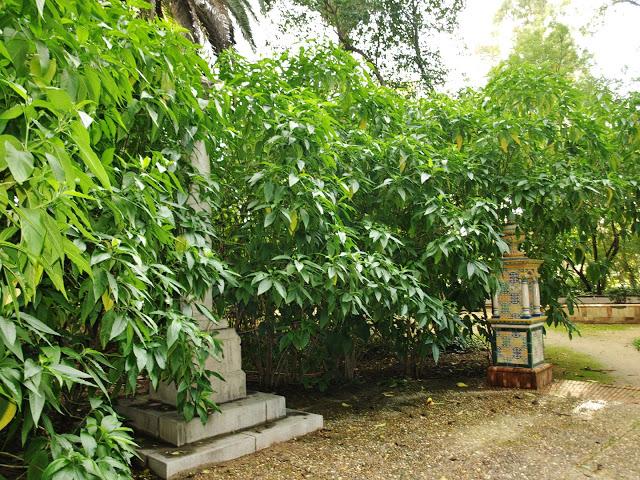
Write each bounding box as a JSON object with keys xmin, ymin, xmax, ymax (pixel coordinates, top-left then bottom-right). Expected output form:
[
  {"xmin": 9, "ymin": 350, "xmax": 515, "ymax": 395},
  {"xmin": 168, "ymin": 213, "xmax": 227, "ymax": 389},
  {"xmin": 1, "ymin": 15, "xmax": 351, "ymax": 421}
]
[
  {"xmin": 341, "ymin": 402, "xmax": 351, "ymax": 408},
  {"xmin": 456, "ymin": 382, "xmax": 468, "ymax": 388}
]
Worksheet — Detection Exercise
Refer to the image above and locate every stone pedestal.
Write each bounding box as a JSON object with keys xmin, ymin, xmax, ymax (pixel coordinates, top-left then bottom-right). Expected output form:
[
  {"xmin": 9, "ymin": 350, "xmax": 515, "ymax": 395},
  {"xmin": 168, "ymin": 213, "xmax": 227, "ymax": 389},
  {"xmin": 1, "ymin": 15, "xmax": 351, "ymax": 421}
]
[
  {"xmin": 150, "ymin": 326, "xmax": 247, "ymax": 405},
  {"xmin": 117, "ymin": 143, "xmax": 322, "ymax": 479},
  {"xmin": 488, "ymin": 363, "xmax": 553, "ymax": 389},
  {"xmin": 487, "ymin": 224, "xmax": 553, "ymax": 389}
]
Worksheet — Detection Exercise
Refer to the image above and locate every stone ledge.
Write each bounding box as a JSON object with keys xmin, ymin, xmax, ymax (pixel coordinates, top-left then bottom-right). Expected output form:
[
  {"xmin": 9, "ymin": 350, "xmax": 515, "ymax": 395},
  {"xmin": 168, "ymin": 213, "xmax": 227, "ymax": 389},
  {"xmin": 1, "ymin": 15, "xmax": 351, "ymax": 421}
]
[
  {"xmin": 137, "ymin": 409, "xmax": 323, "ymax": 479},
  {"xmin": 152, "ymin": 369, "xmax": 247, "ymax": 406},
  {"xmin": 117, "ymin": 392, "xmax": 286, "ymax": 446}
]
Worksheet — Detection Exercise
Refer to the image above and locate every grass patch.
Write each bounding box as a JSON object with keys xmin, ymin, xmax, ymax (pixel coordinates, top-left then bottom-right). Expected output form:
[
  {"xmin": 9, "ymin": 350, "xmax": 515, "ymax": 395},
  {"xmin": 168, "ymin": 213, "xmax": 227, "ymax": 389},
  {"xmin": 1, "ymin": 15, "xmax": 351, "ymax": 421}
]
[
  {"xmin": 548, "ymin": 323, "xmax": 638, "ymax": 335},
  {"xmin": 545, "ymin": 345, "xmax": 614, "ymax": 383},
  {"xmin": 633, "ymin": 338, "xmax": 640, "ymax": 351}
]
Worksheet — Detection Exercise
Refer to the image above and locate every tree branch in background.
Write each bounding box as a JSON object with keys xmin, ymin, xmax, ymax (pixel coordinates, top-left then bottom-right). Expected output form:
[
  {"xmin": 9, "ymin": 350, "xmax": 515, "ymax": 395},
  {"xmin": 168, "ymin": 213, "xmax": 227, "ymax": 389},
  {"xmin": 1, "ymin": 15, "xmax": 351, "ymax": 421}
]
[
  {"xmin": 266, "ymin": 0, "xmax": 464, "ymax": 91},
  {"xmin": 614, "ymin": 0, "xmax": 640, "ymax": 7}
]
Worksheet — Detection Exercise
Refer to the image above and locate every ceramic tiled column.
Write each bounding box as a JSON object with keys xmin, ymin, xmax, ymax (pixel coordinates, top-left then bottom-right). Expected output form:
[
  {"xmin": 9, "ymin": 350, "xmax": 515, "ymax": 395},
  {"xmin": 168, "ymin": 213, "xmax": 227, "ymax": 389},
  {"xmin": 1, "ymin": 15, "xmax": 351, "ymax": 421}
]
[{"xmin": 487, "ymin": 224, "xmax": 553, "ymax": 389}]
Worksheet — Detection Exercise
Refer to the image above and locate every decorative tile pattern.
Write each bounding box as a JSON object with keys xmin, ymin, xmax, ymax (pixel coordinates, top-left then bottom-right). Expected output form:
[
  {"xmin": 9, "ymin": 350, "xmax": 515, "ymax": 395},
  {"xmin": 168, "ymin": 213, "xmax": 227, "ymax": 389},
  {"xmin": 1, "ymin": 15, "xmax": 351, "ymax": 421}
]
[
  {"xmin": 495, "ymin": 329, "xmax": 528, "ymax": 365},
  {"xmin": 531, "ymin": 328, "xmax": 544, "ymax": 365}
]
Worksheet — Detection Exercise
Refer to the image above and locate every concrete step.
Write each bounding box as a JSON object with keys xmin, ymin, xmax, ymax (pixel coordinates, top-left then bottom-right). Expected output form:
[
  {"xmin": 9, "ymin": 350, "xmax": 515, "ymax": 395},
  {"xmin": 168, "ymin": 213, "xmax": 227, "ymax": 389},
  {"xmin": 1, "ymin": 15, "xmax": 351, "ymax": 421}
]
[
  {"xmin": 138, "ymin": 409, "xmax": 323, "ymax": 479},
  {"xmin": 118, "ymin": 392, "xmax": 286, "ymax": 446}
]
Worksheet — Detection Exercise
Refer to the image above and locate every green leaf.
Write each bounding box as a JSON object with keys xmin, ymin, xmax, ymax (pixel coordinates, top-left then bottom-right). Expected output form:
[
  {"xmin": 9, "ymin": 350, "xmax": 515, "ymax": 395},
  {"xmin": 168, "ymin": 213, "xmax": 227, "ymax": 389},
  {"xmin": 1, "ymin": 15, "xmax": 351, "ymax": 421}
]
[
  {"xmin": 264, "ymin": 211, "xmax": 276, "ymax": 228},
  {"xmin": 3, "ymin": 139, "xmax": 34, "ymax": 183},
  {"xmin": 467, "ymin": 262, "xmax": 475, "ymax": 279},
  {"xmin": 80, "ymin": 432, "xmax": 97, "ymax": 457},
  {"xmin": 19, "ymin": 313, "xmax": 59, "ymax": 336},
  {"xmin": 133, "ymin": 344, "xmax": 147, "ymax": 372},
  {"xmin": 29, "ymin": 391, "xmax": 44, "ymax": 426},
  {"xmin": 110, "ymin": 315, "xmax": 127, "ymax": 340},
  {"xmin": 431, "ymin": 343, "xmax": 440, "ymax": 363},
  {"xmin": 167, "ymin": 319, "xmax": 181, "ymax": 348},
  {"xmin": 45, "ymin": 87, "xmax": 74, "ymax": 112},
  {"xmin": 288, "ymin": 172, "xmax": 299, "ymax": 187},
  {"xmin": 63, "ymin": 239, "xmax": 91, "ymax": 275},
  {"xmin": 257, "ymin": 278, "xmax": 272, "ymax": 295},
  {"xmin": 274, "ymin": 281, "xmax": 287, "ymax": 299},
  {"xmin": 0, "ymin": 317, "xmax": 16, "ymax": 346},
  {"xmin": 50, "ymin": 364, "xmax": 93, "ymax": 380},
  {"xmin": 0, "ymin": 105, "xmax": 23, "ymax": 120},
  {"xmin": 36, "ymin": 0, "xmax": 46, "ymax": 17},
  {"xmin": 70, "ymin": 121, "xmax": 111, "ymax": 189},
  {"xmin": 18, "ymin": 208, "xmax": 46, "ymax": 256}
]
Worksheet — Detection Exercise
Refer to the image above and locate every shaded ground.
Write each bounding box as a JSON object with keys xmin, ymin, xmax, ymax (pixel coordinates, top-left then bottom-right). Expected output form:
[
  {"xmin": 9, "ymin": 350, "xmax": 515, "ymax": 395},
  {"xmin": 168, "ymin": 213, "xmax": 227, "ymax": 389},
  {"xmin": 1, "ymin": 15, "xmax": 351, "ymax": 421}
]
[
  {"xmin": 173, "ymin": 376, "xmax": 640, "ymax": 480},
  {"xmin": 135, "ymin": 327, "xmax": 640, "ymax": 480},
  {"xmin": 546, "ymin": 324, "xmax": 640, "ymax": 386}
]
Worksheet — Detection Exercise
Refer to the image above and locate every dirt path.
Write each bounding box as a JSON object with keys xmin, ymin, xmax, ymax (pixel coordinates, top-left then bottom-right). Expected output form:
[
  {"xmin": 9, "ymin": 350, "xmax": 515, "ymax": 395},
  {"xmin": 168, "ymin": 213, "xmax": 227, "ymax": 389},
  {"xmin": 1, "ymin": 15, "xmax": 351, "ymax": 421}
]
[{"xmin": 546, "ymin": 325, "xmax": 640, "ymax": 387}]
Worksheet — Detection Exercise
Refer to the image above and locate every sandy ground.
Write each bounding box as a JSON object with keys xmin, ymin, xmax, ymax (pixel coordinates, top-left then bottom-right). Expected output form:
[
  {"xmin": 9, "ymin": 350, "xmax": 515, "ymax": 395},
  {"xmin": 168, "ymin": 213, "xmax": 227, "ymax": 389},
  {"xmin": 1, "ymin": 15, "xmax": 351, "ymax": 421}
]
[
  {"xmin": 165, "ymin": 376, "xmax": 640, "ymax": 480},
  {"xmin": 546, "ymin": 325, "xmax": 640, "ymax": 386}
]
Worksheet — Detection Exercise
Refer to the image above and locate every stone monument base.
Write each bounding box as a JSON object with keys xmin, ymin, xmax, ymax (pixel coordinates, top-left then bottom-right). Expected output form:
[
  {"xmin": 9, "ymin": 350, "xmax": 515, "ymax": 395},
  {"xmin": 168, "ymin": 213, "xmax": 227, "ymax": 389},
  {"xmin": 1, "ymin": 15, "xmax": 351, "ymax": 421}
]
[
  {"xmin": 487, "ymin": 363, "xmax": 553, "ymax": 390},
  {"xmin": 118, "ymin": 393, "xmax": 322, "ymax": 479}
]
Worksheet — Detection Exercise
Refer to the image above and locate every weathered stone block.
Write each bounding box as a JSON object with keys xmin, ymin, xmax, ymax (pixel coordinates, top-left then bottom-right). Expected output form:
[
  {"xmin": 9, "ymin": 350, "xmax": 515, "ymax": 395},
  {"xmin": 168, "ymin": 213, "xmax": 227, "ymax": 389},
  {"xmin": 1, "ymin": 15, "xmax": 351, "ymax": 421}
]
[
  {"xmin": 244, "ymin": 410, "xmax": 324, "ymax": 450},
  {"xmin": 146, "ymin": 433, "xmax": 255, "ymax": 479},
  {"xmin": 487, "ymin": 362, "xmax": 553, "ymax": 390},
  {"xmin": 140, "ymin": 409, "xmax": 323, "ymax": 479},
  {"xmin": 120, "ymin": 392, "xmax": 287, "ymax": 446},
  {"xmin": 150, "ymin": 327, "xmax": 246, "ymax": 405}
]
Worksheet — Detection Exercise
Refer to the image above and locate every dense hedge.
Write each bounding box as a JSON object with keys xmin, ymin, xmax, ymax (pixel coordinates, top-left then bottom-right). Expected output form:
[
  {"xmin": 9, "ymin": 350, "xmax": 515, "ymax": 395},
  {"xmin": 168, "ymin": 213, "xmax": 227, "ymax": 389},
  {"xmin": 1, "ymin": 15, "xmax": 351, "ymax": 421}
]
[{"xmin": 211, "ymin": 50, "xmax": 639, "ymax": 385}]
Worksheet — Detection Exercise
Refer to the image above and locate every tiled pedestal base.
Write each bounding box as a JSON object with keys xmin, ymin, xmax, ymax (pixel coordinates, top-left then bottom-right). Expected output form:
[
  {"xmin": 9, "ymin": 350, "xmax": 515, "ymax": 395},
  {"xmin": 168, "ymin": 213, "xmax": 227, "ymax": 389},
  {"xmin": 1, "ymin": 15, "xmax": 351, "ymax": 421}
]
[{"xmin": 487, "ymin": 363, "xmax": 553, "ymax": 390}]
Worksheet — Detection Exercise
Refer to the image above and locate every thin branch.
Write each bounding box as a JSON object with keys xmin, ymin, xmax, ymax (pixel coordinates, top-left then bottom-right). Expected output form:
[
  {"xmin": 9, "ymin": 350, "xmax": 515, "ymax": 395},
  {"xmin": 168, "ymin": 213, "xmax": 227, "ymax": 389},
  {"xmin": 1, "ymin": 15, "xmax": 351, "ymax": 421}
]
[
  {"xmin": 614, "ymin": 0, "xmax": 640, "ymax": 7},
  {"xmin": 605, "ymin": 223, "xmax": 620, "ymax": 260},
  {"xmin": 566, "ymin": 257, "xmax": 593, "ymax": 292},
  {"xmin": 323, "ymin": 0, "xmax": 386, "ymax": 85},
  {"xmin": 341, "ymin": 42, "xmax": 386, "ymax": 85}
]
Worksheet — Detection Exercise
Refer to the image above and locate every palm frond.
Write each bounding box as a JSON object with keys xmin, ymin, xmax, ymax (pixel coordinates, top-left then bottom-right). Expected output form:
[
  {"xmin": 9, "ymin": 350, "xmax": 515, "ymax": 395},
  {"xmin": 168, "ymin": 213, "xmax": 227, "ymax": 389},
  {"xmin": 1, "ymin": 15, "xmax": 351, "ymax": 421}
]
[
  {"xmin": 225, "ymin": 0, "xmax": 258, "ymax": 48},
  {"xmin": 167, "ymin": 0, "xmax": 259, "ymax": 53},
  {"xmin": 167, "ymin": 0, "xmax": 199, "ymax": 42},
  {"xmin": 190, "ymin": 0, "xmax": 233, "ymax": 52}
]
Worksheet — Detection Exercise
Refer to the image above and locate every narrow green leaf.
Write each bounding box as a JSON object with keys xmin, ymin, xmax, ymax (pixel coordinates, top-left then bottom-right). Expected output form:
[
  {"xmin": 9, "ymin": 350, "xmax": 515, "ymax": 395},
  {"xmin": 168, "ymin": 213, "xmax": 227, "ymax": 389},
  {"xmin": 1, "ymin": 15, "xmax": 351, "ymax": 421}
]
[
  {"xmin": 36, "ymin": 0, "xmax": 46, "ymax": 16},
  {"xmin": 167, "ymin": 319, "xmax": 181, "ymax": 348},
  {"xmin": 70, "ymin": 121, "xmax": 111, "ymax": 189},
  {"xmin": 467, "ymin": 262, "xmax": 475, "ymax": 279},
  {"xmin": 29, "ymin": 391, "xmax": 44, "ymax": 426}
]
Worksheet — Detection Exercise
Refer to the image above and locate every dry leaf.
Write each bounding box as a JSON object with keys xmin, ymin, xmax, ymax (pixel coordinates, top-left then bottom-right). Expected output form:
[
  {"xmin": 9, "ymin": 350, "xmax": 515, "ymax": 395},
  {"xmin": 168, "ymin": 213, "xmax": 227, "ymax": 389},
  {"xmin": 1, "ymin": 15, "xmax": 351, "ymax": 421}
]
[
  {"xmin": 456, "ymin": 382, "xmax": 468, "ymax": 388},
  {"xmin": 341, "ymin": 402, "xmax": 351, "ymax": 408}
]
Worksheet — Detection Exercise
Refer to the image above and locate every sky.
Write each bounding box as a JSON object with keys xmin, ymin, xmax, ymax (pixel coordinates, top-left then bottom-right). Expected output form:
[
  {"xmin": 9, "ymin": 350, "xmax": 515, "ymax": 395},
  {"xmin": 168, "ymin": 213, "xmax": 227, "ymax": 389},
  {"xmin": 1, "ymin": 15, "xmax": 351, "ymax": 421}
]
[{"xmin": 235, "ymin": 0, "xmax": 640, "ymax": 93}]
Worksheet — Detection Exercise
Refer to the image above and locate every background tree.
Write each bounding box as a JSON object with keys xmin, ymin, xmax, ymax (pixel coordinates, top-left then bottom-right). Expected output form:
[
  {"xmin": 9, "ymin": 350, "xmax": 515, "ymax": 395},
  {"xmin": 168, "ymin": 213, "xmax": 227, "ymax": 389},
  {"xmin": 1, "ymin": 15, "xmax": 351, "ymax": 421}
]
[
  {"xmin": 153, "ymin": 0, "xmax": 261, "ymax": 53},
  {"xmin": 494, "ymin": 0, "xmax": 590, "ymax": 78},
  {"xmin": 264, "ymin": 0, "xmax": 464, "ymax": 90},
  {"xmin": 489, "ymin": 0, "xmax": 640, "ymax": 296}
]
